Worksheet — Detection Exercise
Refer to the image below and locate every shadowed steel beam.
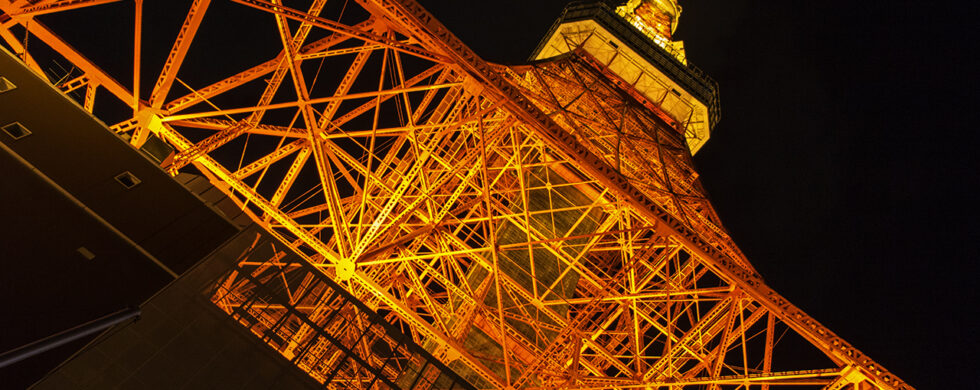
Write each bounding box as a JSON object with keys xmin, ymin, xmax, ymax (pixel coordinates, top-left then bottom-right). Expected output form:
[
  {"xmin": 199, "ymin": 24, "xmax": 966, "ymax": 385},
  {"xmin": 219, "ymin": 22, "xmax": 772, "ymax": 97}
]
[{"xmin": 0, "ymin": 307, "xmax": 140, "ymax": 369}]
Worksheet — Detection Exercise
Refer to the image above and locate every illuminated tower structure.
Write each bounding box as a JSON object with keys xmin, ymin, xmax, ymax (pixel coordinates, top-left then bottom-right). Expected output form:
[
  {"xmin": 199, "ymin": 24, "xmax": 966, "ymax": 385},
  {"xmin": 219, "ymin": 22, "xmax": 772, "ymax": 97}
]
[{"xmin": 0, "ymin": 0, "xmax": 912, "ymax": 388}]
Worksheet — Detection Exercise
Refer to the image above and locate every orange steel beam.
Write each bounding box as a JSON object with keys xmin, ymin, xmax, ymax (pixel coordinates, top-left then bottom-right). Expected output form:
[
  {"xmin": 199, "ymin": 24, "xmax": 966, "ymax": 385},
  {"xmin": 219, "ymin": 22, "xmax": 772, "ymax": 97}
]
[
  {"xmin": 83, "ymin": 82, "xmax": 96, "ymax": 112},
  {"xmin": 161, "ymin": 82, "xmax": 460, "ymax": 122},
  {"xmin": 222, "ymin": 59, "xmax": 441, "ymax": 180},
  {"xmin": 259, "ymin": 0, "xmax": 325, "ymax": 129},
  {"xmin": 231, "ymin": 138, "xmax": 306, "ymax": 179},
  {"xmin": 163, "ymin": 19, "xmax": 379, "ymax": 113},
  {"xmin": 0, "ymin": 6, "xmax": 132, "ymax": 102},
  {"xmin": 132, "ymin": 0, "xmax": 141, "ymax": 112},
  {"xmin": 233, "ymin": 0, "xmax": 447, "ymax": 64},
  {"xmin": 269, "ymin": 147, "xmax": 312, "ymax": 207},
  {"xmin": 0, "ymin": 17, "xmax": 46, "ymax": 77},
  {"xmin": 762, "ymin": 311, "xmax": 776, "ymax": 390},
  {"xmin": 8, "ymin": 0, "xmax": 120, "ymax": 18},
  {"xmin": 550, "ymin": 286, "xmax": 732, "ymax": 305},
  {"xmin": 172, "ymin": 119, "xmax": 418, "ymax": 139},
  {"xmin": 529, "ymin": 368, "xmax": 841, "ymax": 389},
  {"xmin": 57, "ymin": 73, "xmax": 87, "ymax": 93},
  {"xmin": 477, "ymin": 106, "xmax": 513, "ymax": 386},
  {"xmin": 148, "ymin": 0, "xmax": 210, "ymax": 108}
]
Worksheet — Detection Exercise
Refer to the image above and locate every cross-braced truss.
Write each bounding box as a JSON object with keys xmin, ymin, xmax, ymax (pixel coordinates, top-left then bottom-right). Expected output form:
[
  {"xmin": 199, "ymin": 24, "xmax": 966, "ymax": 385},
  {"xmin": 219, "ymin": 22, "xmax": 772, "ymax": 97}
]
[{"xmin": 0, "ymin": 1, "xmax": 911, "ymax": 389}]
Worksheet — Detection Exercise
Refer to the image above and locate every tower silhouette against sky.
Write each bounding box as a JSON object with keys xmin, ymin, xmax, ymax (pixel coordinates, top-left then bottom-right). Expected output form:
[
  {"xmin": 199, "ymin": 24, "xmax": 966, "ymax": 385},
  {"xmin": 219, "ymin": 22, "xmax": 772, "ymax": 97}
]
[{"xmin": 0, "ymin": 0, "xmax": 913, "ymax": 388}]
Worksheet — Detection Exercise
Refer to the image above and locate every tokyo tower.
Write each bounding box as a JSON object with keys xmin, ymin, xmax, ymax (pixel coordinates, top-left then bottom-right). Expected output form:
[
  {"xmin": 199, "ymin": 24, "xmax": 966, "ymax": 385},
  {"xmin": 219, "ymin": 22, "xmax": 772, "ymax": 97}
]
[{"xmin": 0, "ymin": 0, "xmax": 912, "ymax": 388}]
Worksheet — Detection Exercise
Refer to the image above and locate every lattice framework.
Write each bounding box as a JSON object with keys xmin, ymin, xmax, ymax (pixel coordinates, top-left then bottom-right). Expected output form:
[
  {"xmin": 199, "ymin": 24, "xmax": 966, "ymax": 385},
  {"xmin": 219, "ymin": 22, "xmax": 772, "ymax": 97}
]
[{"xmin": 0, "ymin": 1, "xmax": 911, "ymax": 389}]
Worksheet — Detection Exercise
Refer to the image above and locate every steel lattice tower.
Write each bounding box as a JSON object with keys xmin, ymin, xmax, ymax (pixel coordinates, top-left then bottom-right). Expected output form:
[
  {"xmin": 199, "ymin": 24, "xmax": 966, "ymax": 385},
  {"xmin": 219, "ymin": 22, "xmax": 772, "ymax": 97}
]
[{"xmin": 1, "ymin": 0, "xmax": 912, "ymax": 388}]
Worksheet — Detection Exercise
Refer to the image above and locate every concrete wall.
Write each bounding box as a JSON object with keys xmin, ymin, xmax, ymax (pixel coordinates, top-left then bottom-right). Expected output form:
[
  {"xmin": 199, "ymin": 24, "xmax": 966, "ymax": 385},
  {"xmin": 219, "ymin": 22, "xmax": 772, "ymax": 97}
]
[{"xmin": 32, "ymin": 229, "xmax": 322, "ymax": 390}]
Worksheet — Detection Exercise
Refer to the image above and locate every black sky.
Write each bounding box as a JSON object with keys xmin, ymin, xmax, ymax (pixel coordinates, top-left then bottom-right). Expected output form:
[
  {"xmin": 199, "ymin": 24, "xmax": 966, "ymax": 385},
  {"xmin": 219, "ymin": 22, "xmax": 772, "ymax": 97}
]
[{"xmin": 419, "ymin": 0, "xmax": 979, "ymax": 388}]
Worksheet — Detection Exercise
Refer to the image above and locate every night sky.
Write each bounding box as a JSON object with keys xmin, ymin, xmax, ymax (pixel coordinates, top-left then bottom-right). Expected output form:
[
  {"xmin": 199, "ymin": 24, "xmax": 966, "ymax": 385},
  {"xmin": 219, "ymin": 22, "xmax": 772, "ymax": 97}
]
[
  {"xmin": 421, "ymin": 0, "xmax": 980, "ymax": 388},
  {"xmin": 2, "ymin": 1, "xmax": 977, "ymax": 388}
]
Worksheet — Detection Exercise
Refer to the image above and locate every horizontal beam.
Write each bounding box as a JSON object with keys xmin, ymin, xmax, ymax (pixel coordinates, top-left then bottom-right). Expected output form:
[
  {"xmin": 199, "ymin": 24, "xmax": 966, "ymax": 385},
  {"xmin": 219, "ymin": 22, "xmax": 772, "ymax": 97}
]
[{"xmin": 161, "ymin": 82, "xmax": 460, "ymax": 122}]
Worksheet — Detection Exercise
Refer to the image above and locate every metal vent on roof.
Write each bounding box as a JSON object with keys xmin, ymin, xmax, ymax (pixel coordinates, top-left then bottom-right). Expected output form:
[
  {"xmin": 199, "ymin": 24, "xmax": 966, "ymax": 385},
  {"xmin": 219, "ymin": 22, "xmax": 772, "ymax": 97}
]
[
  {"xmin": 0, "ymin": 76, "xmax": 15, "ymax": 94},
  {"xmin": 2, "ymin": 122, "xmax": 31, "ymax": 140},
  {"xmin": 114, "ymin": 171, "xmax": 141, "ymax": 189}
]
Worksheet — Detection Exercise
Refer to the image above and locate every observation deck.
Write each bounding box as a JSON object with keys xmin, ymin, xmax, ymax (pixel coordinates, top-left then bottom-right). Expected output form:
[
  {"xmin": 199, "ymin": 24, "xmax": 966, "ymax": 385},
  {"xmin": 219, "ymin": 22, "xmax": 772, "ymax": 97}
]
[{"xmin": 531, "ymin": 1, "xmax": 720, "ymax": 153}]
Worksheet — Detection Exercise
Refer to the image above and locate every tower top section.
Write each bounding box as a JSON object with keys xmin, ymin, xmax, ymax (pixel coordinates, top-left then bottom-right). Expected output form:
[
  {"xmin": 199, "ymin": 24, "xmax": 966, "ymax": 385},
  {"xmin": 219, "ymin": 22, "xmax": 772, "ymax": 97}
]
[
  {"xmin": 530, "ymin": 1, "xmax": 719, "ymax": 154},
  {"xmin": 619, "ymin": 0, "xmax": 682, "ymax": 40}
]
